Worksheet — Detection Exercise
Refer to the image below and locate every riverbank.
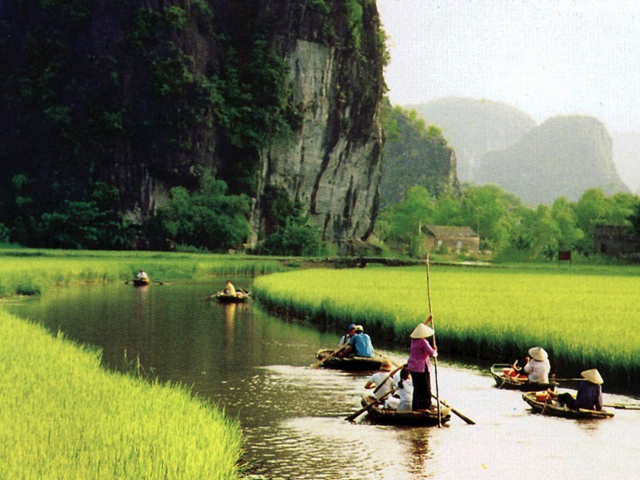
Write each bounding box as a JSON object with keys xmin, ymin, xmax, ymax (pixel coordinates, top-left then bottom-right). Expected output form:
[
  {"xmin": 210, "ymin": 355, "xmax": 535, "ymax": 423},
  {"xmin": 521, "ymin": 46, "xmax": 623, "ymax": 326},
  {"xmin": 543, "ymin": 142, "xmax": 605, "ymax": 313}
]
[
  {"xmin": 252, "ymin": 264, "xmax": 640, "ymax": 395},
  {"xmin": 0, "ymin": 309, "xmax": 243, "ymax": 479}
]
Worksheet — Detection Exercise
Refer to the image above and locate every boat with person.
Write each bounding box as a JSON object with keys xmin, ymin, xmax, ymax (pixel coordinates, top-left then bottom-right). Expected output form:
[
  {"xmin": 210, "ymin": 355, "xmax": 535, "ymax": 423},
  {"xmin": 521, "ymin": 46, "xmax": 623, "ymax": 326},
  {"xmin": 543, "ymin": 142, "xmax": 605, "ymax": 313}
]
[
  {"xmin": 213, "ymin": 290, "xmax": 250, "ymax": 303},
  {"xmin": 132, "ymin": 278, "xmax": 150, "ymax": 287},
  {"xmin": 521, "ymin": 391, "xmax": 614, "ymax": 419},
  {"xmin": 491, "ymin": 363, "xmax": 558, "ymax": 391},
  {"xmin": 359, "ymin": 394, "xmax": 451, "ymax": 426},
  {"xmin": 314, "ymin": 348, "xmax": 389, "ymax": 371}
]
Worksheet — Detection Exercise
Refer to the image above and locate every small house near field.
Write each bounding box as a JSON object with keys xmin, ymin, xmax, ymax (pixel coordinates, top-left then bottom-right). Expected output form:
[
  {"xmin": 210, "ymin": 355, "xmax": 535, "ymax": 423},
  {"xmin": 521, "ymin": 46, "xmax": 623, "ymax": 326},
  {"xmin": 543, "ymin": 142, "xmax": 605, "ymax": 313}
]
[
  {"xmin": 424, "ymin": 225, "xmax": 479, "ymax": 253},
  {"xmin": 594, "ymin": 225, "xmax": 640, "ymax": 257}
]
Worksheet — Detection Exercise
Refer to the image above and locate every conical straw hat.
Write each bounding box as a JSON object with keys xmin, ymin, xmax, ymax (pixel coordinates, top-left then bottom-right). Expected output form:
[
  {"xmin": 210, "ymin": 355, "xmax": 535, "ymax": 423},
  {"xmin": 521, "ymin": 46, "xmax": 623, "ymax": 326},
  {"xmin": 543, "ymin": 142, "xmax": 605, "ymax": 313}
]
[
  {"xmin": 581, "ymin": 369, "xmax": 603, "ymax": 384},
  {"xmin": 528, "ymin": 347, "xmax": 548, "ymax": 361},
  {"xmin": 410, "ymin": 323, "xmax": 434, "ymax": 339}
]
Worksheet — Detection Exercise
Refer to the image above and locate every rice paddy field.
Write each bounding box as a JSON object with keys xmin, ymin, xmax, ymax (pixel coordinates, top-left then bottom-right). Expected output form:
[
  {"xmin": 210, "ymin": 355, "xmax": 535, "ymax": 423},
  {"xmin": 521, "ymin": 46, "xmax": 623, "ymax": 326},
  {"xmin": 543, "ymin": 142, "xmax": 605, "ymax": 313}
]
[
  {"xmin": 0, "ymin": 248, "xmax": 293, "ymax": 479},
  {"xmin": 0, "ymin": 310, "xmax": 243, "ymax": 479},
  {"xmin": 0, "ymin": 248, "xmax": 287, "ymax": 296},
  {"xmin": 252, "ymin": 263, "xmax": 640, "ymax": 393}
]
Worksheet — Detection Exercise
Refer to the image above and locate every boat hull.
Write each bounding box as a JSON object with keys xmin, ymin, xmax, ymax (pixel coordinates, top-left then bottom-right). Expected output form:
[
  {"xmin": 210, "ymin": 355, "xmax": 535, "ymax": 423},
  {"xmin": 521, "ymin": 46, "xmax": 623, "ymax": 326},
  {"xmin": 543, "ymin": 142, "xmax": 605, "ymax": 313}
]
[
  {"xmin": 521, "ymin": 392, "xmax": 614, "ymax": 419},
  {"xmin": 132, "ymin": 279, "xmax": 150, "ymax": 287},
  {"xmin": 214, "ymin": 292, "xmax": 250, "ymax": 303},
  {"xmin": 315, "ymin": 349, "xmax": 386, "ymax": 371},
  {"xmin": 361, "ymin": 395, "xmax": 451, "ymax": 426}
]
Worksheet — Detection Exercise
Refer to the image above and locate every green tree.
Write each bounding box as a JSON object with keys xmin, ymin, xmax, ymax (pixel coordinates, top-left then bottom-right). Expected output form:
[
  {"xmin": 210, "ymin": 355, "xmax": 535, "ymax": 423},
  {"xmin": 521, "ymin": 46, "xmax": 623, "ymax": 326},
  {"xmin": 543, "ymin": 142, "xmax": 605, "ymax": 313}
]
[
  {"xmin": 159, "ymin": 172, "xmax": 250, "ymax": 251},
  {"xmin": 377, "ymin": 185, "xmax": 435, "ymax": 257}
]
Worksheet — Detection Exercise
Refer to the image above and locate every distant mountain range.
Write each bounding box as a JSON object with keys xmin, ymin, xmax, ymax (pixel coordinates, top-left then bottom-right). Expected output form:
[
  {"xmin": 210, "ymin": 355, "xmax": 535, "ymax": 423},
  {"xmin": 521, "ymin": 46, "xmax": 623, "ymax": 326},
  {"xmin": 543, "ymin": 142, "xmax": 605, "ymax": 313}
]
[{"xmin": 408, "ymin": 97, "xmax": 638, "ymax": 204}]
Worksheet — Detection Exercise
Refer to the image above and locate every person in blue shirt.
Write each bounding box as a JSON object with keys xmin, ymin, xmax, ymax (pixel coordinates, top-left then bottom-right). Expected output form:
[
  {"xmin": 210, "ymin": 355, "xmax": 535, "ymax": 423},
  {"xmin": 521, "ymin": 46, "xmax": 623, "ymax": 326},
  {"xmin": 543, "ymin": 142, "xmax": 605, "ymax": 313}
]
[
  {"xmin": 340, "ymin": 325, "xmax": 374, "ymax": 358},
  {"xmin": 557, "ymin": 369, "xmax": 604, "ymax": 411}
]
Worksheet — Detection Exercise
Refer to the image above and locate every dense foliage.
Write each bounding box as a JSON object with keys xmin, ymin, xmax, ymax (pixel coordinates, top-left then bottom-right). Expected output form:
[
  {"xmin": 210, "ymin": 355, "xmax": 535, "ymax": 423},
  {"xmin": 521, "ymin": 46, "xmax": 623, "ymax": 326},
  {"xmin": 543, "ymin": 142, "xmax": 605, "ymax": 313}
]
[
  {"xmin": 156, "ymin": 172, "xmax": 250, "ymax": 252},
  {"xmin": 377, "ymin": 183, "xmax": 640, "ymax": 260},
  {"xmin": 379, "ymin": 104, "xmax": 459, "ymax": 207}
]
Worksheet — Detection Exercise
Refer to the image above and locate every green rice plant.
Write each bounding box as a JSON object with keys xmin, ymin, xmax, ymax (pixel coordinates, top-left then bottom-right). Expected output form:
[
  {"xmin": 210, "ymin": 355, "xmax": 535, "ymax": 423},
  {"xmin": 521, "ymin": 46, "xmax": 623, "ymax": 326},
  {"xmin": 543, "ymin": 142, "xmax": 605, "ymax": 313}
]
[
  {"xmin": 0, "ymin": 310, "xmax": 243, "ymax": 479},
  {"xmin": 253, "ymin": 265, "xmax": 640, "ymax": 392},
  {"xmin": 0, "ymin": 249, "xmax": 288, "ymax": 297}
]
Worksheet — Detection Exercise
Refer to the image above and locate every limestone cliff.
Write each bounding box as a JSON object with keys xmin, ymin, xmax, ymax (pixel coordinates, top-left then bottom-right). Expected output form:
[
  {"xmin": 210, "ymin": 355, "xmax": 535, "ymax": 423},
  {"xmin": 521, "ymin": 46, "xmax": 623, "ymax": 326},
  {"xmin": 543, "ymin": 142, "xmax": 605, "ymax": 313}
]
[{"xmin": 0, "ymin": 0, "xmax": 385, "ymax": 252}]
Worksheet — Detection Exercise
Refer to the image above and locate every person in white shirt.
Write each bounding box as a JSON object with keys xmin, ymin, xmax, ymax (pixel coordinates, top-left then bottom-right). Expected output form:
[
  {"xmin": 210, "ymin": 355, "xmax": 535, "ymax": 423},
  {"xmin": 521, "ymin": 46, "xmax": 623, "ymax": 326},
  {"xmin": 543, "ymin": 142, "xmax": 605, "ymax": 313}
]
[
  {"xmin": 364, "ymin": 360, "xmax": 400, "ymax": 408},
  {"xmin": 523, "ymin": 346, "xmax": 551, "ymax": 383},
  {"xmin": 395, "ymin": 367, "xmax": 414, "ymax": 412}
]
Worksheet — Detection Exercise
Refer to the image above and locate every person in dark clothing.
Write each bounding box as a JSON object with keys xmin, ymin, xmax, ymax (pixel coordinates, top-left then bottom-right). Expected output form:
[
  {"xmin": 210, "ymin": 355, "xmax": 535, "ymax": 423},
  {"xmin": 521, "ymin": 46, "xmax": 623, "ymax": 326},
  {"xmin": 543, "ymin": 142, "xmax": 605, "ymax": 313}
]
[{"xmin": 557, "ymin": 369, "xmax": 604, "ymax": 411}]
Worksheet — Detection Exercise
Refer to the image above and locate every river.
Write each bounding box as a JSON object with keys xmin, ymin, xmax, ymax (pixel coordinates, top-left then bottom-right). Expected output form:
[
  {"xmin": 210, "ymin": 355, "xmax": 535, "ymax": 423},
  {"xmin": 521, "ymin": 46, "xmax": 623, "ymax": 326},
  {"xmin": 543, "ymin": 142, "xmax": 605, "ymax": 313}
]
[{"xmin": 6, "ymin": 279, "xmax": 640, "ymax": 480}]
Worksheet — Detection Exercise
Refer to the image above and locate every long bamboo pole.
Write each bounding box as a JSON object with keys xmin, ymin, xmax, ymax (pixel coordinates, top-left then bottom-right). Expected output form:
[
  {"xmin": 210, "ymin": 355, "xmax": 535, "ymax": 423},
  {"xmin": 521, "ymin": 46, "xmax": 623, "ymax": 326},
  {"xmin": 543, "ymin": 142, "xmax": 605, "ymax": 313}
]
[{"xmin": 425, "ymin": 253, "xmax": 441, "ymax": 427}]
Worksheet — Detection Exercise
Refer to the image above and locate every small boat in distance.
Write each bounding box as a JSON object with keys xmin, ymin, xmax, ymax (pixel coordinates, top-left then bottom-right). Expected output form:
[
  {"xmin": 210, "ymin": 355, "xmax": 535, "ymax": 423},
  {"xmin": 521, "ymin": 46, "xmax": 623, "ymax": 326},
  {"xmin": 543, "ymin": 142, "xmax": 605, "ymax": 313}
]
[
  {"xmin": 359, "ymin": 394, "xmax": 451, "ymax": 426},
  {"xmin": 521, "ymin": 391, "xmax": 614, "ymax": 419},
  {"xmin": 132, "ymin": 278, "xmax": 150, "ymax": 287},
  {"xmin": 213, "ymin": 290, "xmax": 250, "ymax": 303},
  {"xmin": 491, "ymin": 364, "xmax": 558, "ymax": 391}
]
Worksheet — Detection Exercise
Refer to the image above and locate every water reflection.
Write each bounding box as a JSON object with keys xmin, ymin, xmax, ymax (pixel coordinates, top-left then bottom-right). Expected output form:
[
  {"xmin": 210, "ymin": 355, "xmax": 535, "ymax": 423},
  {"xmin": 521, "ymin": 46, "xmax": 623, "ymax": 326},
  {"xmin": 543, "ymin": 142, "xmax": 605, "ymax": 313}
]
[{"xmin": 5, "ymin": 281, "xmax": 640, "ymax": 480}]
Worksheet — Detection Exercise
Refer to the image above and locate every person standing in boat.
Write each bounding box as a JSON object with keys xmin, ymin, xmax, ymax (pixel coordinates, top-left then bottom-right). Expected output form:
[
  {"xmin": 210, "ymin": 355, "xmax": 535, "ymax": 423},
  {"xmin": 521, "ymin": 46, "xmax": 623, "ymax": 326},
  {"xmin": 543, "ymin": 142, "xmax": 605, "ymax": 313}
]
[
  {"xmin": 522, "ymin": 347, "xmax": 551, "ymax": 383},
  {"xmin": 407, "ymin": 317, "xmax": 437, "ymax": 411},
  {"xmin": 223, "ymin": 280, "xmax": 236, "ymax": 296},
  {"xmin": 339, "ymin": 325, "xmax": 374, "ymax": 358},
  {"xmin": 338, "ymin": 324, "xmax": 357, "ymax": 347},
  {"xmin": 557, "ymin": 369, "xmax": 604, "ymax": 411}
]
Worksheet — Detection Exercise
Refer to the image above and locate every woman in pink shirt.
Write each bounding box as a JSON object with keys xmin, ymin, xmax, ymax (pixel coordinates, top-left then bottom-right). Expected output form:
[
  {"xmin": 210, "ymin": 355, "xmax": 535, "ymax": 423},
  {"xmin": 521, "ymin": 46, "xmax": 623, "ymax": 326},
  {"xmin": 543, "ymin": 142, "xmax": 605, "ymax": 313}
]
[{"xmin": 407, "ymin": 319, "xmax": 437, "ymax": 411}]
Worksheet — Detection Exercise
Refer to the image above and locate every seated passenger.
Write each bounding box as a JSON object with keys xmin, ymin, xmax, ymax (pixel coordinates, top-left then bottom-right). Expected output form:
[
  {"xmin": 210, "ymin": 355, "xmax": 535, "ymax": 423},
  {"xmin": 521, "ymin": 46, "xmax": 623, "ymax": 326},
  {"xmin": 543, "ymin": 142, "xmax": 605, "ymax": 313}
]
[
  {"xmin": 395, "ymin": 367, "xmax": 414, "ymax": 412},
  {"xmin": 340, "ymin": 325, "xmax": 374, "ymax": 358},
  {"xmin": 557, "ymin": 369, "xmax": 604, "ymax": 411},
  {"xmin": 364, "ymin": 360, "xmax": 399, "ymax": 408}
]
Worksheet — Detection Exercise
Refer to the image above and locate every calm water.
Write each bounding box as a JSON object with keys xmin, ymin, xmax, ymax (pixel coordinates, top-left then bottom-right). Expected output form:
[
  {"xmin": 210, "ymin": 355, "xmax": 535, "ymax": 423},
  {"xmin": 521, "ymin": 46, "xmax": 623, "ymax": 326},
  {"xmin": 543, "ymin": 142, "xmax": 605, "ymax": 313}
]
[{"xmin": 6, "ymin": 279, "xmax": 640, "ymax": 480}]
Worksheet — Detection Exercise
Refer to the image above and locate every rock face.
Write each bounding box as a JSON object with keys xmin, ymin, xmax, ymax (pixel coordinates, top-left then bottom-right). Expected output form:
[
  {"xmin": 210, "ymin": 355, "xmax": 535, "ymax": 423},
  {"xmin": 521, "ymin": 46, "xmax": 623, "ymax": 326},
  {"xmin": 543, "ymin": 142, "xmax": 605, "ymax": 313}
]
[
  {"xmin": 476, "ymin": 115, "xmax": 629, "ymax": 205},
  {"xmin": 411, "ymin": 97, "xmax": 537, "ymax": 182},
  {"xmin": 0, "ymin": 0, "xmax": 385, "ymax": 252},
  {"xmin": 253, "ymin": 1, "xmax": 385, "ymax": 249}
]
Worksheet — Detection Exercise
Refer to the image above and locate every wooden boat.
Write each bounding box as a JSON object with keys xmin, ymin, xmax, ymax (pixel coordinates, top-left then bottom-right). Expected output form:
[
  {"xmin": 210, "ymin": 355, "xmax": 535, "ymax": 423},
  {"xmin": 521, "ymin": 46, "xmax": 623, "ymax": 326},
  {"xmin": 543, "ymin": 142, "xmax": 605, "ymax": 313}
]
[
  {"xmin": 360, "ymin": 395, "xmax": 451, "ymax": 426},
  {"xmin": 491, "ymin": 364, "xmax": 558, "ymax": 391},
  {"xmin": 132, "ymin": 278, "xmax": 150, "ymax": 287},
  {"xmin": 213, "ymin": 291, "xmax": 250, "ymax": 303},
  {"xmin": 521, "ymin": 391, "xmax": 614, "ymax": 419},
  {"xmin": 314, "ymin": 348, "xmax": 388, "ymax": 371}
]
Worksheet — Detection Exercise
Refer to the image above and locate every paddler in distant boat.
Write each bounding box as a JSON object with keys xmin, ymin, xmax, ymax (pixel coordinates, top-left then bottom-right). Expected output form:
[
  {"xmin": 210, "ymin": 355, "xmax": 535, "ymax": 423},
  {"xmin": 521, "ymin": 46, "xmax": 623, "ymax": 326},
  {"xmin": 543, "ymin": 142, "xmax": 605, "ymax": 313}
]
[
  {"xmin": 223, "ymin": 280, "xmax": 237, "ymax": 296},
  {"xmin": 338, "ymin": 325, "xmax": 374, "ymax": 358},
  {"xmin": 556, "ymin": 368, "xmax": 604, "ymax": 411},
  {"xmin": 136, "ymin": 270, "xmax": 149, "ymax": 282},
  {"xmin": 338, "ymin": 324, "xmax": 357, "ymax": 347},
  {"xmin": 521, "ymin": 347, "xmax": 551, "ymax": 384}
]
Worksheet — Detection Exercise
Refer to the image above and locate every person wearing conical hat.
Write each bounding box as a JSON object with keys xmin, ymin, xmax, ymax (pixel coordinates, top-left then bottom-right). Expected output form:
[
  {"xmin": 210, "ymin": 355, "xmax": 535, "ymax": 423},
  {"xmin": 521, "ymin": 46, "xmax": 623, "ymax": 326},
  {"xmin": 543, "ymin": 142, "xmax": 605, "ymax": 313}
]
[
  {"xmin": 557, "ymin": 369, "xmax": 604, "ymax": 411},
  {"xmin": 523, "ymin": 347, "xmax": 551, "ymax": 384},
  {"xmin": 364, "ymin": 359, "xmax": 400, "ymax": 408},
  {"xmin": 406, "ymin": 316, "xmax": 437, "ymax": 411}
]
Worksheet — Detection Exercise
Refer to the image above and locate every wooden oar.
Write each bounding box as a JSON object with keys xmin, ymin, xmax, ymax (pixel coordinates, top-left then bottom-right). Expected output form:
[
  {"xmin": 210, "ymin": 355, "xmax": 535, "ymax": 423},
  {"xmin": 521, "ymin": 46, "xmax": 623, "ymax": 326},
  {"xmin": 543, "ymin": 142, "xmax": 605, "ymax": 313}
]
[
  {"xmin": 431, "ymin": 394, "xmax": 476, "ymax": 425},
  {"xmin": 553, "ymin": 378, "xmax": 586, "ymax": 382},
  {"xmin": 603, "ymin": 403, "xmax": 640, "ymax": 410},
  {"xmin": 498, "ymin": 360, "xmax": 518, "ymax": 389},
  {"xmin": 310, "ymin": 342, "xmax": 349, "ymax": 369},
  {"xmin": 345, "ymin": 389, "xmax": 395, "ymax": 422}
]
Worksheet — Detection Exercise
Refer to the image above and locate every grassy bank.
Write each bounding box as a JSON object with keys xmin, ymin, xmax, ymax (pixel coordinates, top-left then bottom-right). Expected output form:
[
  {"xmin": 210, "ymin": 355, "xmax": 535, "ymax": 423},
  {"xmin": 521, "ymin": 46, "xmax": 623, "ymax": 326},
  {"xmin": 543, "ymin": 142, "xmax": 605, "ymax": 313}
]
[
  {"xmin": 0, "ymin": 310, "xmax": 243, "ymax": 479},
  {"xmin": 0, "ymin": 248, "xmax": 288, "ymax": 296},
  {"xmin": 252, "ymin": 264, "xmax": 640, "ymax": 393}
]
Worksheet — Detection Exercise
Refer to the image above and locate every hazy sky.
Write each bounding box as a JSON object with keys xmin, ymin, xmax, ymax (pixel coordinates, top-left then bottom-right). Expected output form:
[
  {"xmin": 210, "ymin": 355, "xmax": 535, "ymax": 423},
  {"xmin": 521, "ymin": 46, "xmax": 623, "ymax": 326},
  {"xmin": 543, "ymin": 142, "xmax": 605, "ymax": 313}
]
[{"xmin": 377, "ymin": 0, "xmax": 640, "ymax": 133}]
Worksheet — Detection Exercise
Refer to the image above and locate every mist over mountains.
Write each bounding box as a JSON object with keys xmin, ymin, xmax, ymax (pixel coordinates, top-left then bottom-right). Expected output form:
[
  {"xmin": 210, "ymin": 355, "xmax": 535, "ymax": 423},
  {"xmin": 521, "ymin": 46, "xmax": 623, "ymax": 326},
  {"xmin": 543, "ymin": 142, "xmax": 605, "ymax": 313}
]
[{"xmin": 409, "ymin": 97, "xmax": 638, "ymax": 205}]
